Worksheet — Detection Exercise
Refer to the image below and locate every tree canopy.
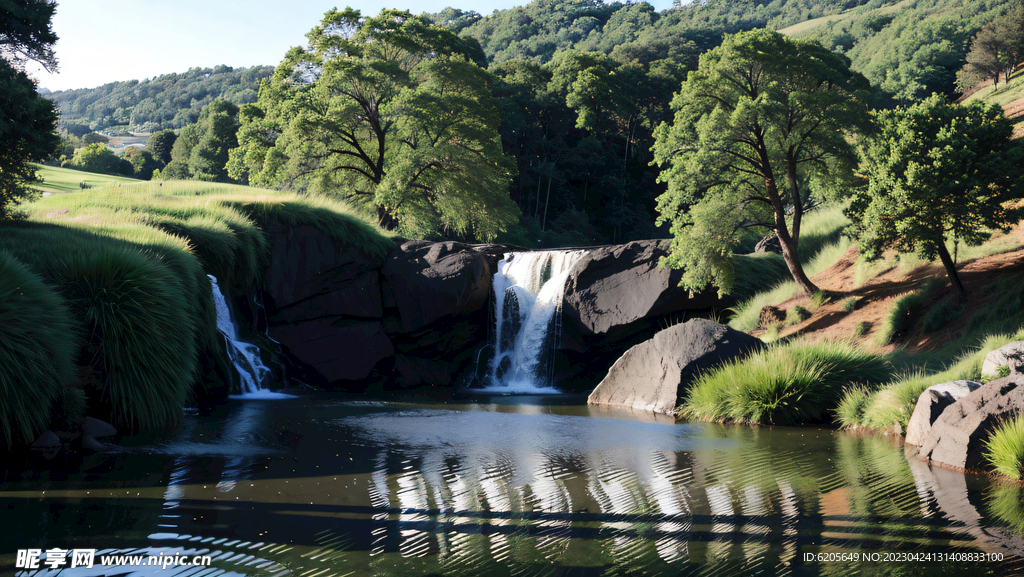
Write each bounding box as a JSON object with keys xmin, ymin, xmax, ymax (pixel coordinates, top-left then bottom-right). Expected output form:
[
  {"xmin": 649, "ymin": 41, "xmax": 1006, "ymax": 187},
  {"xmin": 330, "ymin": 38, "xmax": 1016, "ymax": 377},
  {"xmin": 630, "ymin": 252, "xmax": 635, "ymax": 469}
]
[
  {"xmin": 0, "ymin": 0, "xmax": 59, "ymax": 219},
  {"xmin": 846, "ymin": 95, "xmax": 1024, "ymax": 299},
  {"xmin": 652, "ymin": 29, "xmax": 870, "ymax": 297},
  {"xmin": 228, "ymin": 8, "xmax": 519, "ymax": 241}
]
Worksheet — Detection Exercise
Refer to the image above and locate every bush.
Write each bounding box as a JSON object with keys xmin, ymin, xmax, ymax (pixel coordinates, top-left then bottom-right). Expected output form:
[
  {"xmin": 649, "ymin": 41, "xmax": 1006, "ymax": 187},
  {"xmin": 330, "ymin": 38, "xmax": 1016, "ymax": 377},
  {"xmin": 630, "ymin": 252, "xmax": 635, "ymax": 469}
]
[
  {"xmin": 792, "ymin": 305, "xmax": 812, "ymax": 322},
  {"xmin": 985, "ymin": 414, "xmax": 1024, "ymax": 479},
  {"xmin": 921, "ymin": 298, "xmax": 962, "ymax": 333},
  {"xmin": 0, "ymin": 223, "xmax": 197, "ymax": 432},
  {"xmin": 854, "ymin": 321, "xmax": 871, "ymax": 337},
  {"xmin": 835, "ymin": 384, "xmax": 876, "ymax": 429},
  {"xmin": 876, "ymin": 278, "xmax": 941, "ymax": 346},
  {"xmin": 679, "ymin": 340, "xmax": 892, "ymax": 425},
  {"xmin": 842, "ymin": 297, "xmax": 859, "ymax": 312},
  {"xmin": 0, "ymin": 250, "xmax": 80, "ymax": 448}
]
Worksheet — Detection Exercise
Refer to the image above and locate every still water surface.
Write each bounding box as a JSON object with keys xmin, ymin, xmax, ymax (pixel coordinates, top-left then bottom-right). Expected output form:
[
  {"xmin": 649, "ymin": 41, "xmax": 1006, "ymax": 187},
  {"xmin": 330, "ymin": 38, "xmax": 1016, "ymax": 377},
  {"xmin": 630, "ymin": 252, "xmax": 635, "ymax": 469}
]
[{"xmin": 2, "ymin": 393, "xmax": 1024, "ymax": 577}]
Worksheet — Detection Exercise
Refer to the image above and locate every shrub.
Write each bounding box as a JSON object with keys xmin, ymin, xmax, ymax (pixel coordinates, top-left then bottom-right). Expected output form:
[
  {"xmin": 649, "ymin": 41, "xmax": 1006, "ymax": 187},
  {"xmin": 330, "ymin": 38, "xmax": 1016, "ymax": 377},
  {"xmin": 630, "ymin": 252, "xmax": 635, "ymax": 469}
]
[
  {"xmin": 854, "ymin": 321, "xmax": 871, "ymax": 337},
  {"xmin": 0, "ymin": 250, "xmax": 80, "ymax": 448},
  {"xmin": 835, "ymin": 384, "xmax": 876, "ymax": 429},
  {"xmin": 985, "ymin": 414, "xmax": 1024, "ymax": 479},
  {"xmin": 792, "ymin": 305, "xmax": 812, "ymax": 322},
  {"xmin": 679, "ymin": 340, "xmax": 892, "ymax": 425},
  {"xmin": 876, "ymin": 278, "xmax": 941, "ymax": 346},
  {"xmin": 842, "ymin": 297, "xmax": 859, "ymax": 312},
  {"xmin": 921, "ymin": 299, "xmax": 962, "ymax": 333},
  {"xmin": 0, "ymin": 223, "xmax": 198, "ymax": 432}
]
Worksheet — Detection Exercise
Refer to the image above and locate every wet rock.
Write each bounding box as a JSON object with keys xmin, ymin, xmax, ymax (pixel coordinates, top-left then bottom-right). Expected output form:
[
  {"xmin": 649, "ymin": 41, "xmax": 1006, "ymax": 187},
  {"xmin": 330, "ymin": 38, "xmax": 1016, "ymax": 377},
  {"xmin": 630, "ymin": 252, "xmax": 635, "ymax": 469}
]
[
  {"xmin": 381, "ymin": 241, "xmax": 498, "ymax": 334},
  {"xmin": 270, "ymin": 319, "xmax": 393, "ymax": 383},
  {"xmin": 905, "ymin": 380, "xmax": 982, "ymax": 446},
  {"xmin": 562, "ymin": 240, "xmax": 720, "ymax": 337},
  {"xmin": 79, "ymin": 434, "xmax": 107, "ymax": 452},
  {"xmin": 83, "ymin": 416, "xmax": 117, "ymax": 439},
  {"xmin": 588, "ymin": 319, "xmax": 764, "ymax": 415},
  {"xmin": 982, "ymin": 340, "xmax": 1024, "ymax": 378},
  {"xmin": 917, "ymin": 375, "xmax": 1024, "ymax": 471},
  {"xmin": 31, "ymin": 430, "xmax": 60, "ymax": 448}
]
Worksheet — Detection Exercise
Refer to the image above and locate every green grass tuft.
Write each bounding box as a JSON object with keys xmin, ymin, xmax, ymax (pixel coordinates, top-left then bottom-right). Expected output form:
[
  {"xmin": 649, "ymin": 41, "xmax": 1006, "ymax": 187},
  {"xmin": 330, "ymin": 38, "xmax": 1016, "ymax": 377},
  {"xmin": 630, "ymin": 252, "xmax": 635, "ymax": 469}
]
[
  {"xmin": 792, "ymin": 305, "xmax": 812, "ymax": 322},
  {"xmin": 0, "ymin": 250, "xmax": 80, "ymax": 448},
  {"xmin": 853, "ymin": 321, "xmax": 871, "ymax": 338},
  {"xmin": 834, "ymin": 384, "xmax": 877, "ymax": 430},
  {"xmin": 842, "ymin": 297, "xmax": 859, "ymax": 312},
  {"xmin": 985, "ymin": 414, "xmax": 1024, "ymax": 479},
  {"xmin": 875, "ymin": 278, "xmax": 941, "ymax": 346},
  {"xmin": 679, "ymin": 340, "xmax": 892, "ymax": 426}
]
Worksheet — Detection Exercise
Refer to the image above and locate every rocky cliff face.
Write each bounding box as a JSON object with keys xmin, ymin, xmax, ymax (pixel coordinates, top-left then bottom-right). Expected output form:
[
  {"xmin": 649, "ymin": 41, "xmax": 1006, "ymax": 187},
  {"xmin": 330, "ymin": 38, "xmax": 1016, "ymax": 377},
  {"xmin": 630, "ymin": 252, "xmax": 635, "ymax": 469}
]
[{"xmin": 259, "ymin": 227, "xmax": 726, "ymax": 392}]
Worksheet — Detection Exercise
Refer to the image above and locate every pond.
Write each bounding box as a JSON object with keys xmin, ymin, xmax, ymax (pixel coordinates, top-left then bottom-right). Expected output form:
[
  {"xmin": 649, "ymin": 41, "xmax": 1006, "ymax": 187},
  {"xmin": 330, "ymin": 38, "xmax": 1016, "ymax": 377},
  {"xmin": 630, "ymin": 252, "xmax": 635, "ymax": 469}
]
[{"xmin": 2, "ymin": 393, "xmax": 1023, "ymax": 577}]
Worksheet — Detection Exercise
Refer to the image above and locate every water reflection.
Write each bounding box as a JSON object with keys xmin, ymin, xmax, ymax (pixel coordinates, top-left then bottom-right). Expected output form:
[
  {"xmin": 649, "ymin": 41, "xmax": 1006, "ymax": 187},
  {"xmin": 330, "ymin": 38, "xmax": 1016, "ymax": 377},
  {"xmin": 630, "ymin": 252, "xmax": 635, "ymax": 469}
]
[{"xmin": 1, "ymin": 396, "xmax": 1023, "ymax": 577}]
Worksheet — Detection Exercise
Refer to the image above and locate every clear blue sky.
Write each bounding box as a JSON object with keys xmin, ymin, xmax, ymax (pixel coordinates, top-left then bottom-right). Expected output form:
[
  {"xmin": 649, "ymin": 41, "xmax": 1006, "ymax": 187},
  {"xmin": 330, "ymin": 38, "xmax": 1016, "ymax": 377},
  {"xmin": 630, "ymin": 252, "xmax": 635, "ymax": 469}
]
[{"xmin": 32, "ymin": 0, "xmax": 675, "ymax": 92}]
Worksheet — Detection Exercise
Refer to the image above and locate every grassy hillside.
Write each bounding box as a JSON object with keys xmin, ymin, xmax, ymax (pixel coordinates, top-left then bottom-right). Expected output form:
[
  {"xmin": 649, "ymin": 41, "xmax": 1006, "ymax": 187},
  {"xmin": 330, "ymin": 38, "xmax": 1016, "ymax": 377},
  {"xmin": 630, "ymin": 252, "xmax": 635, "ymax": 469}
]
[
  {"xmin": 31, "ymin": 163, "xmax": 140, "ymax": 194},
  {"xmin": 0, "ymin": 180, "xmax": 394, "ymax": 446}
]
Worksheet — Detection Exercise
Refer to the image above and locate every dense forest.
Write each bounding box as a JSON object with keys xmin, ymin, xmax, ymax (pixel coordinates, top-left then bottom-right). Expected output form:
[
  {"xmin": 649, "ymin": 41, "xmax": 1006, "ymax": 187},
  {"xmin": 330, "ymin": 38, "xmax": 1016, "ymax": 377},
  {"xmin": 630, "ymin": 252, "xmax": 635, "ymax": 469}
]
[{"xmin": 46, "ymin": 65, "xmax": 274, "ymax": 133}]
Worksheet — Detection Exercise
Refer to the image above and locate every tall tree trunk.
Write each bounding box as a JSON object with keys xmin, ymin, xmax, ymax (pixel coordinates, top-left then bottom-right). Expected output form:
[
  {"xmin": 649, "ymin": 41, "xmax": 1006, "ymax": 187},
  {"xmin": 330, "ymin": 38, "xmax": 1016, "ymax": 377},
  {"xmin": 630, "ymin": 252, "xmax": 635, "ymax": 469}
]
[
  {"xmin": 541, "ymin": 177, "xmax": 552, "ymax": 231},
  {"xmin": 936, "ymin": 239, "xmax": 967, "ymax": 300},
  {"xmin": 776, "ymin": 229, "xmax": 819, "ymax": 297}
]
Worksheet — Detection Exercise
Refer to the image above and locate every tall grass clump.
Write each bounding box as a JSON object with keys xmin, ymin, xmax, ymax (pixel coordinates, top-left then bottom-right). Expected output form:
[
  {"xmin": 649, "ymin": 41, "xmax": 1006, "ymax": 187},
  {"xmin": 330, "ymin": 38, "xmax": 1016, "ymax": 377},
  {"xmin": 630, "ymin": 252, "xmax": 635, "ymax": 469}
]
[
  {"xmin": 854, "ymin": 331, "xmax": 1024, "ymax": 431},
  {"xmin": 985, "ymin": 414, "xmax": 1024, "ymax": 479},
  {"xmin": 834, "ymin": 384, "xmax": 876, "ymax": 429},
  {"xmin": 679, "ymin": 340, "xmax": 892, "ymax": 425},
  {"xmin": 875, "ymin": 278, "xmax": 941, "ymax": 346},
  {"xmin": 0, "ymin": 250, "xmax": 80, "ymax": 448},
  {"xmin": 0, "ymin": 223, "xmax": 198, "ymax": 432}
]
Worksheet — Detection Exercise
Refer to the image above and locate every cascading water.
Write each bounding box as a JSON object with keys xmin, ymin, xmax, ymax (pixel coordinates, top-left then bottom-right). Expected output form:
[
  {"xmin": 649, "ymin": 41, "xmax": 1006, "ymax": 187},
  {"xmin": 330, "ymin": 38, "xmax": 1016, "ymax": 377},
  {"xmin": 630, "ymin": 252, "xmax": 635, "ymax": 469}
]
[
  {"xmin": 483, "ymin": 250, "xmax": 587, "ymax": 393},
  {"xmin": 208, "ymin": 274, "xmax": 273, "ymax": 397}
]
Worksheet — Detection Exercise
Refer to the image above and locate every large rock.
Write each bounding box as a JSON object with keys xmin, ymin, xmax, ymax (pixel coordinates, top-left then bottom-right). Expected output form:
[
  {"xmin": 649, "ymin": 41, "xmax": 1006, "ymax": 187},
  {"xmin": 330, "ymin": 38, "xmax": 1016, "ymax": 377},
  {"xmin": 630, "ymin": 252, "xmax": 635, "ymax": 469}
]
[
  {"xmin": 587, "ymin": 319, "xmax": 764, "ymax": 415},
  {"xmin": 563, "ymin": 240, "xmax": 720, "ymax": 337},
  {"xmin": 905, "ymin": 380, "xmax": 981, "ymax": 446},
  {"xmin": 982, "ymin": 340, "xmax": 1024, "ymax": 378},
  {"xmin": 381, "ymin": 241, "xmax": 499, "ymax": 334},
  {"xmin": 917, "ymin": 375, "xmax": 1024, "ymax": 471},
  {"xmin": 269, "ymin": 318, "xmax": 393, "ymax": 383},
  {"xmin": 263, "ymin": 223, "xmax": 385, "ymax": 322}
]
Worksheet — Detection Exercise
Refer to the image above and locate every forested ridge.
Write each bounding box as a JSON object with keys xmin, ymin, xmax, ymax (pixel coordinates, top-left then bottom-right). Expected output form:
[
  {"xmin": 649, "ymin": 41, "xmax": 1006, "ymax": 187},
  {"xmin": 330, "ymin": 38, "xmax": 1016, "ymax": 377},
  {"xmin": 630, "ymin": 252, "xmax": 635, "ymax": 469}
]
[{"xmin": 46, "ymin": 65, "xmax": 274, "ymax": 133}]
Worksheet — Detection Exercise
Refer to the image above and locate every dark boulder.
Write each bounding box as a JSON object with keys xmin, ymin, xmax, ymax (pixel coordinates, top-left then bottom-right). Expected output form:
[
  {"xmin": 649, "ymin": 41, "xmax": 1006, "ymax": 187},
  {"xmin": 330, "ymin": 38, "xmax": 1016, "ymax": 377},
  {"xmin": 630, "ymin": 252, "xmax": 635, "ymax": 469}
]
[
  {"xmin": 563, "ymin": 240, "xmax": 719, "ymax": 337},
  {"xmin": 916, "ymin": 375, "xmax": 1024, "ymax": 471},
  {"xmin": 587, "ymin": 319, "xmax": 764, "ymax": 415},
  {"xmin": 261, "ymin": 222, "xmax": 391, "ymax": 386},
  {"xmin": 558, "ymin": 241, "xmax": 725, "ymax": 388},
  {"xmin": 381, "ymin": 241, "xmax": 499, "ymax": 334}
]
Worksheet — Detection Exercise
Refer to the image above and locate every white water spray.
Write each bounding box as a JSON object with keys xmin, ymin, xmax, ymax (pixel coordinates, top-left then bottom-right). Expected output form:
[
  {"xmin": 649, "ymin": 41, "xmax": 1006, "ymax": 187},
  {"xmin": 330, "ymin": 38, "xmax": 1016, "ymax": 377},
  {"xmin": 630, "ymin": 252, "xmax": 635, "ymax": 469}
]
[
  {"xmin": 209, "ymin": 275, "xmax": 272, "ymax": 396},
  {"xmin": 483, "ymin": 250, "xmax": 586, "ymax": 393}
]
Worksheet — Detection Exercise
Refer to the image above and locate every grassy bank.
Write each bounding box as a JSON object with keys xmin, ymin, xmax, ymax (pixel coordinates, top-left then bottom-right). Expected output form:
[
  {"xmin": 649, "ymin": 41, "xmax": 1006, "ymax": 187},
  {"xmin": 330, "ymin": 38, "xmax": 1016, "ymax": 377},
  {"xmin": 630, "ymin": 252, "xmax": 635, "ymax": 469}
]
[
  {"xmin": 31, "ymin": 163, "xmax": 140, "ymax": 194},
  {"xmin": 679, "ymin": 340, "xmax": 892, "ymax": 426},
  {"xmin": 0, "ymin": 180, "xmax": 393, "ymax": 443}
]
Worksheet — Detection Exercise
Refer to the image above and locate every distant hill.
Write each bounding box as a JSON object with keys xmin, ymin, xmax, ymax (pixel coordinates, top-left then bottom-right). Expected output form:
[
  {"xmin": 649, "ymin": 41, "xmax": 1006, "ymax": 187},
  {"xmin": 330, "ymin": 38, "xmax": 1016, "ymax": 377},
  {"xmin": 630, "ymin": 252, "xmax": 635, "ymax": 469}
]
[{"xmin": 47, "ymin": 64, "xmax": 274, "ymax": 134}]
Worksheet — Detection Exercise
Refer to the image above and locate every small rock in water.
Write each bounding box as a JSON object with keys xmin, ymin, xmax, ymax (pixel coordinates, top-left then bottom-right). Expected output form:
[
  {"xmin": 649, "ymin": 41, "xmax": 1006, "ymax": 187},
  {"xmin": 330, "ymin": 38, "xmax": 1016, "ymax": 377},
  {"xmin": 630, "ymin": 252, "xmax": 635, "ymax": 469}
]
[
  {"xmin": 84, "ymin": 416, "xmax": 118, "ymax": 438},
  {"xmin": 31, "ymin": 430, "xmax": 61, "ymax": 448}
]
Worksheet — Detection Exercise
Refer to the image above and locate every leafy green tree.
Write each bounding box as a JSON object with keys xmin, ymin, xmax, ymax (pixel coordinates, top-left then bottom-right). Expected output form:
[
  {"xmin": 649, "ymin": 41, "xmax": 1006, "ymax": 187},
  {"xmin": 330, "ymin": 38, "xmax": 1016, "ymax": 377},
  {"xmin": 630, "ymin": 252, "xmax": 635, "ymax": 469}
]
[
  {"xmin": 957, "ymin": 5, "xmax": 1024, "ymax": 92},
  {"xmin": 160, "ymin": 100, "xmax": 239, "ymax": 182},
  {"xmin": 83, "ymin": 132, "xmax": 109, "ymax": 144},
  {"xmin": 146, "ymin": 129, "xmax": 177, "ymax": 165},
  {"xmin": 0, "ymin": 0, "xmax": 59, "ymax": 219},
  {"xmin": 846, "ymin": 95, "xmax": 1024, "ymax": 300},
  {"xmin": 121, "ymin": 147, "xmax": 160, "ymax": 180},
  {"xmin": 65, "ymin": 143, "xmax": 132, "ymax": 176},
  {"xmin": 652, "ymin": 29, "xmax": 870, "ymax": 297},
  {"xmin": 229, "ymin": 8, "xmax": 518, "ymax": 240}
]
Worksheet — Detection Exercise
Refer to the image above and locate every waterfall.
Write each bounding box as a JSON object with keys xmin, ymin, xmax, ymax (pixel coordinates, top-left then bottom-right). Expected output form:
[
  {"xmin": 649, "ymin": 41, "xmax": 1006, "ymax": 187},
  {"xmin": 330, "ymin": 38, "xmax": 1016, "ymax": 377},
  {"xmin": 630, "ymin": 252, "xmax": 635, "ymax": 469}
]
[
  {"xmin": 483, "ymin": 250, "xmax": 586, "ymax": 393},
  {"xmin": 208, "ymin": 274, "xmax": 273, "ymax": 397}
]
